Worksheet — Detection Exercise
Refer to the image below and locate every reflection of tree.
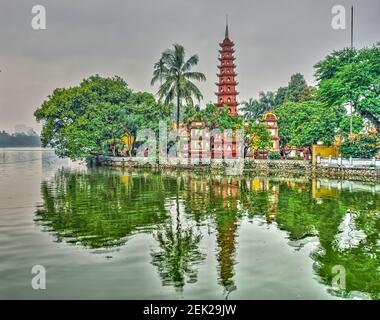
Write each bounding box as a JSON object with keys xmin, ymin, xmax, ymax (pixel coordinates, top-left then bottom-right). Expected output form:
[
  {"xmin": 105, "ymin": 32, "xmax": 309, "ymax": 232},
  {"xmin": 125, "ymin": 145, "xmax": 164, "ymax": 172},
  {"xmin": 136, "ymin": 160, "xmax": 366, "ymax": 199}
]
[
  {"xmin": 310, "ymin": 191, "xmax": 380, "ymax": 299},
  {"xmin": 151, "ymin": 191, "xmax": 205, "ymax": 292},
  {"xmin": 273, "ymin": 182, "xmax": 380, "ymax": 299},
  {"xmin": 35, "ymin": 169, "xmax": 169, "ymax": 249},
  {"xmin": 182, "ymin": 175, "xmax": 241, "ymax": 295},
  {"xmin": 35, "ymin": 168, "xmax": 380, "ymax": 299}
]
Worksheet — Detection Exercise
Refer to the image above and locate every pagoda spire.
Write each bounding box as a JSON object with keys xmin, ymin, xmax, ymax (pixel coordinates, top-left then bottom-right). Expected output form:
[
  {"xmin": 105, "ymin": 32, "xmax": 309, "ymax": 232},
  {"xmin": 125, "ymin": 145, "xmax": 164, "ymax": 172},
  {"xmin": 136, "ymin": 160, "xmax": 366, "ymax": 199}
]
[{"xmin": 225, "ymin": 15, "xmax": 229, "ymax": 39}]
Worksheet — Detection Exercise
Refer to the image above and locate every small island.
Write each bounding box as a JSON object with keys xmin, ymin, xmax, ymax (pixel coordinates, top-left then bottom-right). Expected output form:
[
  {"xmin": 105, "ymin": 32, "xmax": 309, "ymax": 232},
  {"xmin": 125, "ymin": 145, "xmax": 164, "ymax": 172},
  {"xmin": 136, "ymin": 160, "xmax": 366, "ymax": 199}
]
[{"xmin": 33, "ymin": 23, "xmax": 379, "ymax": 181}]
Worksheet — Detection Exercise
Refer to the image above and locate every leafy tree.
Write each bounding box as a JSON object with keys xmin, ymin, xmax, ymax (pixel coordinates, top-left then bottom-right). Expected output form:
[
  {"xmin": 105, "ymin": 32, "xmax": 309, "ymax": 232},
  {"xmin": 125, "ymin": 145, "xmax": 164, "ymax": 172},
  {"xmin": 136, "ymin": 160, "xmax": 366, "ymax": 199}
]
[
  {"xmin": 338, "ymin": 114, "xmax": 363, "ymax": 137},
  {"xmin": 315, "ymin": 46, "xmax": 380, "ymax": 131},
  {"xmin": 34, "ymin": 75, "xmax": 171, "ymax": 159},
  {"xmin": 274, "ymin": 86, "xmax": 288, "ymax": 106},
  {"xmin": 300, "ymin": 86, "xmax": 319, "ymax": 102},
  {"xmin": 241, "ymin": 74, "xmax": 308, "ymax": 121},
  {"xmin": 34, "ymin": 75, "xmax": 132, "ymax": 159},
  {"xmin": 245, "ymin": 123, "xmax": 272, "ymax": 156},
  {"xmin": 314, "ymin": 48, "xmax": 357, "ymax": 82},
  {"xmin": 240, "ymin": 98, "xmax": 259, "ymax": 121},
  {"xmin": 341, "ymin": 134, "xmax": 379, "ymax": 158},
  {"xmin": 184, "ymin": 104, "xmax": 244, "ymax": 130},
  {"xmin": 285, "ymin": 73, "xmax": 308, "ymax": 102},
  {"xmin": 275, "ymin": 101, "xmax": 342, "ymax": 148},
  {"xmin": 240, "ymin": 91, "xmax": 276, "ymax": 121},
  {"xmin": 151, "ymin": 44, "xmax": 206, "ymax": 129}
]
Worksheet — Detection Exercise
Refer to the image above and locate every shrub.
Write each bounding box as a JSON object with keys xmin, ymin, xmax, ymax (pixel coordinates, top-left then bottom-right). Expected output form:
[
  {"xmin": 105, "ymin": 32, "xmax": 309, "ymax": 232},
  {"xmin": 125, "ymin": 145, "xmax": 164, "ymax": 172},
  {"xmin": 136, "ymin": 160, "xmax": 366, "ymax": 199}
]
[
  {"xmin": 341, "ymin": 134, "xmax": 379, "ymax": 158},
  {"xmin": 268, "ymin": 151, "xmax": 281, "ymax": 160}
]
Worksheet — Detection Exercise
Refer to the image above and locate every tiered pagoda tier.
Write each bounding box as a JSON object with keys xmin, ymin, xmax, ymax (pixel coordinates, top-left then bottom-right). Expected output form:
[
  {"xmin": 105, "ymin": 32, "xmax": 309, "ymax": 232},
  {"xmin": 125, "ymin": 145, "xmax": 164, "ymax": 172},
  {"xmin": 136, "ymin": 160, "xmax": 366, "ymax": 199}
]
[{"xmin": 215, "ymin": 22, "xmax": 239, "ymax": 116}]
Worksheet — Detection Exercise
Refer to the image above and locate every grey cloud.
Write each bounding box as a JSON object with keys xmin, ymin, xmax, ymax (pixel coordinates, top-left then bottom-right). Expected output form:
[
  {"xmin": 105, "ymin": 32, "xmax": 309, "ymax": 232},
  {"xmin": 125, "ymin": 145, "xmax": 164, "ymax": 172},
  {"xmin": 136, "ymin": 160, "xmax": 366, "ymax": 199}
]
[{"xmin": 0, "ymin": 0, "xmax": 379, "ymax": 132}]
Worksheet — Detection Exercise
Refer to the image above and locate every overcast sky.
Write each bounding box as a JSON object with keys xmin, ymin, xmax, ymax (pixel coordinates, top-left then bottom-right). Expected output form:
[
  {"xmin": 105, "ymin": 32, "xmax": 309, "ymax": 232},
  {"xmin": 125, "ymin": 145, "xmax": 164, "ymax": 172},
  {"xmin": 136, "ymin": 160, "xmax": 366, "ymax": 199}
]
[{"xmin": 0, "ymin": 0, "xmax": 379, "ymax": 133}]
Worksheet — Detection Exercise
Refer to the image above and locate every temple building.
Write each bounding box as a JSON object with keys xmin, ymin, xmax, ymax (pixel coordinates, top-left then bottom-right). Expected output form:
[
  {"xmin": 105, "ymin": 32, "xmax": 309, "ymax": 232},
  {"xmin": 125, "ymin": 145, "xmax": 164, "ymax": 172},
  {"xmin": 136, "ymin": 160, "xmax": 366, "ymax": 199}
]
[
  {"xmin": 261, "ymin": 112, "xmax": 280, "ymax": 152},
  {"xmin": 215, "ymin": 21, "xmax": 239, "ymax": 115}
]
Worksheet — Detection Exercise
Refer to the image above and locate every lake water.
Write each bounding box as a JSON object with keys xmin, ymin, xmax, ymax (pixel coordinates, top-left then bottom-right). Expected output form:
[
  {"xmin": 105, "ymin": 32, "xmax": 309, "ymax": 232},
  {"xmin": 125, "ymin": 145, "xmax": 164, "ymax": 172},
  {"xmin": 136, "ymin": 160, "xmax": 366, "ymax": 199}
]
[{"xmin": 0, "ymin": 149, "xmax": 379, "ymax": 299}]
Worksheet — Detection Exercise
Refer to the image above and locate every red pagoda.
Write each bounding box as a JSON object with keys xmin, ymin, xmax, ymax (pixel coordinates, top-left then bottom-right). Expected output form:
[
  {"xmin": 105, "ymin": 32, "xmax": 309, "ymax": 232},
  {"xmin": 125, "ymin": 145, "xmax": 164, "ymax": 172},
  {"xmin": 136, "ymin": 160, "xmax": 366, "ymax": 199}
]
[
  {"xmin": 215, "ymin": 20, "xmax": 239, "ymax": 115},
  {"xmin": 211, "ymin": 20, "xmax": 239, "ymax": 160}
]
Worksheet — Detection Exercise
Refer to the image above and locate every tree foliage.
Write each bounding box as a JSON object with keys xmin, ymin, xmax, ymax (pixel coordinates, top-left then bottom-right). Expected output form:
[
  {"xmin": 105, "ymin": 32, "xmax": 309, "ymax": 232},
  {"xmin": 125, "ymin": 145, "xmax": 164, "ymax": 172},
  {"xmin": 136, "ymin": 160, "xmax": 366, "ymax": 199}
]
[
  {"xmin": 241, "ymin": 73, "xmax": 308, "ymax": 121},
  {"xmin": 285, "ymin": 73, "xmax": 308, "ymax": 102},
  {"xmin": 275, "ymin": 101, "xmax": 343, "ymax": 147},
  {"xmin": 244, "ymin": 122, "xmax": 272, "ymax": 153},
  {"xmin": 34, "ymin": 75, "xmax": 172, "ymax": 159},
  {"xmin": 151, "ymin": 44, "xmax": 206, "ymax": 129},
  {"xmin": 184, "ymin": 104, "xmax": 244, "ymax": 130},
  {"xmin": 341, "ymin": 134, "xmax": 380, "ymax": 158},
  {"xmin": 315, "ymin": 46, "xmax": 380, "ymax": 130}
]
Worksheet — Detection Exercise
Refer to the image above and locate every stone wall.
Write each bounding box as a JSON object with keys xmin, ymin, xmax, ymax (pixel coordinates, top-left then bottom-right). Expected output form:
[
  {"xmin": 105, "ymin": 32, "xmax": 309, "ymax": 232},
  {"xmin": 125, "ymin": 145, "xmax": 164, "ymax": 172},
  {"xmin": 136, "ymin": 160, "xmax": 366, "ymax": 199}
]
[
  {"xmin": 96, "ymin": 156, "xmax": 379, "ymax": 182},
  {"xmin": 244, "ymin": 159, "xmax": 312, "ymax": 172},
  {"xmin": 313, "ymin": 167, "xmax": 379, "ymax": 181}
]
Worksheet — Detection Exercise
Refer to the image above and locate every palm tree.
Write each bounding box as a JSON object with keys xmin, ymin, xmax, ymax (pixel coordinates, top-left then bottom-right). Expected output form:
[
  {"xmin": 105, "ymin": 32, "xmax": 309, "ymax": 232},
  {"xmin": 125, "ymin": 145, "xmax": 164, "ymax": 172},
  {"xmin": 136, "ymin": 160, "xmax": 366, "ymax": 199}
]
[
  {"xmin": 240, "ymin": 98, "xmax": 259, "ymax": 121},
  {"xmin": 241, "ymin": 91, "xmax": 276, "ymax": 122},
  {"xmin": 152, "ymin": 57, "xmax": 167, "ymax": 86},
  {"xmin": 151, "ymin": 44, "xmax": 206, "ymax": 129}
]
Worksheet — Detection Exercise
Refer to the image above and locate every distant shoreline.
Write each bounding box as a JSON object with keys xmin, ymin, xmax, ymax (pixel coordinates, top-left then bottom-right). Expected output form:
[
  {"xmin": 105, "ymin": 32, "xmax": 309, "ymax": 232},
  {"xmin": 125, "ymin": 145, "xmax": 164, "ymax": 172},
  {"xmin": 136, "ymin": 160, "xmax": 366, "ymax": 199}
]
[{"xmin": 0, "ymin": 147, "xmax": 51, "ymax": 151}]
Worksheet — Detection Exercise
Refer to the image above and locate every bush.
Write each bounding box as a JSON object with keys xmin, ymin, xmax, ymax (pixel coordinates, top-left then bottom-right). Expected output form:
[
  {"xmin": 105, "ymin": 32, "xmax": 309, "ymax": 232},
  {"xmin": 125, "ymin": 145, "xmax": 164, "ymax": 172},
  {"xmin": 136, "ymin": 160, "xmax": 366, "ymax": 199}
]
[
  {"xmin": 268, "ymin": 151, "xmax": 281, "ymax": 160},
  {"xmin": 341, "ymin": 134, "xmax": 379, "ymax": 158}
]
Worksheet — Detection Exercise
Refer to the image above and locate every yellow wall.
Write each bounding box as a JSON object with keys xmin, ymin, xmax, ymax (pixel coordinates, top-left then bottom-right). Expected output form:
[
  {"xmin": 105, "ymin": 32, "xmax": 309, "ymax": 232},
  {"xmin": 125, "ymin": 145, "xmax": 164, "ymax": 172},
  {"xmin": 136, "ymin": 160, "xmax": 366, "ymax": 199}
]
[{"xmin": 312, "ymin": 145, "xmax": 338, "ymax": 165}]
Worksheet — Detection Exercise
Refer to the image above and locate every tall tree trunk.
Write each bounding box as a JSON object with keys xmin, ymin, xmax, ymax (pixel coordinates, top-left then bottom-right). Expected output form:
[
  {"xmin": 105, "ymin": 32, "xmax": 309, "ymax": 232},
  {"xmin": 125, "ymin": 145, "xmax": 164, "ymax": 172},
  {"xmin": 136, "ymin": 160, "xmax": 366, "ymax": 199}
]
[
  {"xmin": 176, "ymin": 94, "xmax": 181, "ymax": 159},
  {"xmin": 176, "ymin": 95, "xmax": 180, "ymax": 130}
]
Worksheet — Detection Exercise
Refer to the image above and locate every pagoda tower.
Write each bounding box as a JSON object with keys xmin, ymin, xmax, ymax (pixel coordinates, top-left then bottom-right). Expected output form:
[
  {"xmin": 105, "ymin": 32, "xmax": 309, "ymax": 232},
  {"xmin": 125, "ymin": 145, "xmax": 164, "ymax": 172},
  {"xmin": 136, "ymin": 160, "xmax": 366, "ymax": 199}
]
[{"xmin": 215, "ymin": 20, "xmax": 239, "ymax": 115}]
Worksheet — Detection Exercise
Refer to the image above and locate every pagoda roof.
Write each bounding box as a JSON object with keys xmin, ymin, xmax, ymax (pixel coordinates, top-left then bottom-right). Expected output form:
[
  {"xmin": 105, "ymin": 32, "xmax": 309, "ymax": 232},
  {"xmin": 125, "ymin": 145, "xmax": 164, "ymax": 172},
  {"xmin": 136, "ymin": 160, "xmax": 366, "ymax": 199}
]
[
  {"xmin": 217, "ymin": 64, "xmax": 236, "ymax": 69},
  {"xmin": 216, "ymin": 73, "xmax": 238, "ymax": 77},
  {"xmin": 219, "ymin": 48, "xmax": 235, "ymax": 53},
  {"xmin": 219, "ymin": 39, "xmax": 234, "ymax": 46},
  {"xmin": 215, "ymin": 81, "xmax": 239, "ymax": 86},
  {"xmin": 261, "ymin": 112, "xmax": 278, "ymax": 122},
  {"xmin": 218, "ymin": 56, "xmax": 235, "ymax": 61},
  {"xmin": 216, "ymin": 102, "xmax": 240, "ymax": 107},
  {"xmin": 215, "ymin": 91, "xmax": 239, "ymax": 96}
]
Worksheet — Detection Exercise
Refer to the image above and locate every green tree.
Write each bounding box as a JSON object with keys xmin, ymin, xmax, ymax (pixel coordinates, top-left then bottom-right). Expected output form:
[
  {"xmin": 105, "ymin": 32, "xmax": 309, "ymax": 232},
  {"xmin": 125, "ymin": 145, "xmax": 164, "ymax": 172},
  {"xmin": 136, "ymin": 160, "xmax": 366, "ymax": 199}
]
[
  {"xmin": 341, "ymin": 134, "xmax": 379, "ymax": 158},
  {"xmin": 315, "ymin": 46, "xmax": 380, "ymax": 131},
  {"xmin": 151, "ymin": 44, "xmax": 206, "ymax": 129},
  {"xmin": 240, "ymin": 98, "xmax": 259, "ymax": 121},
  {"xmin": 314, "ymin": 48, "xmax": 357, "ymax": 82},
  {"xmin": 274, "ymin": 86, "xmax": 288, "ymax": 106},
  {"xmin": 184, "ymin": 104, "xmax": 244, "ymax": 130},
  {"xmin": 285, "ymin": 73, "xmax": 308, "ymax": 102},
  {"xmin": 338, "ymin": 115, "xmax": 363, "ymax": 137},
  {"xmin": 275, "ymin": 101, "xmax": 341, "ymax": 148},
  {"xmin": 34, "ymin": 75, "xmax": 132, "ymax": 159},
  {"xmin": 245, "ymin": 123, "xmax": 272, "ymax": 156},
  {"xmin": 34, "ymin": 75, "xmax": 172, "ymax": 159},
  {"xmin": 240, "ymin": 91, "xmax": 276, "ymax": 121}
]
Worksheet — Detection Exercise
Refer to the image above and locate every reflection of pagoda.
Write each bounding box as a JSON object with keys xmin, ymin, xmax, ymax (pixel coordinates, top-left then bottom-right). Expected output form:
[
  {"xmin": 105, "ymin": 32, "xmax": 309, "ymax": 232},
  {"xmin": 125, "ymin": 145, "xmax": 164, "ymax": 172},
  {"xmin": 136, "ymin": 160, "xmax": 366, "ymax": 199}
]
[{"xmin": 213, "ymin": 178, "xmax": 239, "ymax": 294}]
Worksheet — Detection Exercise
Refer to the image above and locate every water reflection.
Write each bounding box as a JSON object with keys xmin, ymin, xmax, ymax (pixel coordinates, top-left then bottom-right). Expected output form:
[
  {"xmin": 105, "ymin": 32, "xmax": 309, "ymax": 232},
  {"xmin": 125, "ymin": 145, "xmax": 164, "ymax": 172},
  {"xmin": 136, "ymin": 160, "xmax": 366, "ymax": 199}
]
[
  {"xmin": 151, "ymin": 197, "xmax": 205, "ymax": 292},
  {"xmin": 35, "ymin": 169, "xmax": 380, "ymax": 299}
]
